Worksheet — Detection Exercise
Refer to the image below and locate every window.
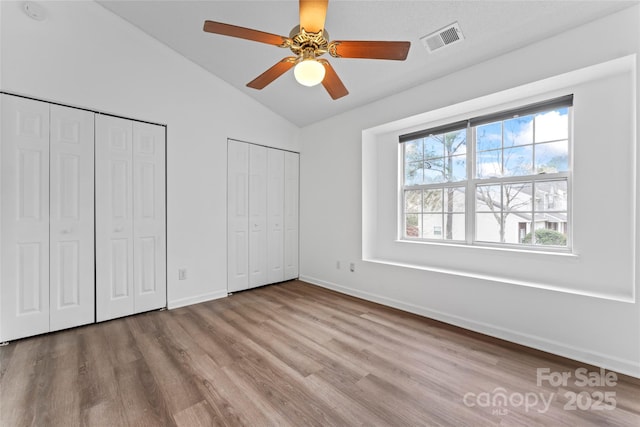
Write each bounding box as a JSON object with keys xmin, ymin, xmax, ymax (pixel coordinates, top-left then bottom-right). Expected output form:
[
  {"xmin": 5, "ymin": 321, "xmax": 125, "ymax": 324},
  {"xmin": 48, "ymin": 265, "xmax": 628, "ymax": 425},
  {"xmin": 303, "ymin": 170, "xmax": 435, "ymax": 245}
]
[{"xmin": 400, "ymin": 95, "xmax": 571, "ymax": 249}]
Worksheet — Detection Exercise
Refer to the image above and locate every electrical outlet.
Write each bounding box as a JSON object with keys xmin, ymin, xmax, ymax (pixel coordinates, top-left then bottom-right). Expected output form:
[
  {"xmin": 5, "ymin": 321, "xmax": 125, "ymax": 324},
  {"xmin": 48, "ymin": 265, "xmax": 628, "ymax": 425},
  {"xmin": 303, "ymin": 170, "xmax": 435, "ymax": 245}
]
[
  {"xmin": 350, "ymin": 262, "xmax": 355, "ymax": 272},
  {"xmin": 336, "ymin": 260, "xmax": 341, "ymax": 269},
  {"xmin": 178, "ymin": 268, "xmax": 187, "ymax": 280}
]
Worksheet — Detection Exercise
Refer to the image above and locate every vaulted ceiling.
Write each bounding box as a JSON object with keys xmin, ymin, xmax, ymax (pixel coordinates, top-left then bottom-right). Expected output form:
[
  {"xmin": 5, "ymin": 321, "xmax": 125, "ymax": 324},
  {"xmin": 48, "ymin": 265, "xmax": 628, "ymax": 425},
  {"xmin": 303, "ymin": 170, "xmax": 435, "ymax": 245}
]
[{"xmin": 97, "ymin": 0, "xmax": 637, "ymax": 127}]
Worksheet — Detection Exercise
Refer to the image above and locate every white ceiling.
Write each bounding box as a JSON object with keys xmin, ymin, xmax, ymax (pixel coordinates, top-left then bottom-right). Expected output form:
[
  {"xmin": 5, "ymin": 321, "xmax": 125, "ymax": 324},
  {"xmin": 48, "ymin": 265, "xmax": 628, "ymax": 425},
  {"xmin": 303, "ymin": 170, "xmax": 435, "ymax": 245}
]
[{"xmin": 96, "ymin": 0, "xmax": 637, "ymax": 127}]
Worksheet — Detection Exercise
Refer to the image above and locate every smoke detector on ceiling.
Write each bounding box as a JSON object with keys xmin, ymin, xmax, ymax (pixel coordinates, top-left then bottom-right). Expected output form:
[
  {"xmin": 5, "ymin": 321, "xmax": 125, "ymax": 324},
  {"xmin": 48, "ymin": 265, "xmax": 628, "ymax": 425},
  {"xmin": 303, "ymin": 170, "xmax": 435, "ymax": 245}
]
[{"xmin": 420, "ymin": 22, "xmax": 464, "ymax": 53}]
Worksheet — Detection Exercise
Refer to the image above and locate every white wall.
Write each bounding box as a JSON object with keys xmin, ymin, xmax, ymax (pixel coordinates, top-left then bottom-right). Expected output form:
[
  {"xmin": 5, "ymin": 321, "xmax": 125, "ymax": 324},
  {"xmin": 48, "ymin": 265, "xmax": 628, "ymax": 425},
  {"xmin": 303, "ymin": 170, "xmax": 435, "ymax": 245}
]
[
  {"xmin": 0, "ymin": 0, "xmax": 299, "ymax": 308},
  {"xmin": 299, "ymin": 5, "xmax": 640, "ymax": 377},
  {"xmin": 367, "ymin": 60, "xmax": 634, "ymax": 300}
]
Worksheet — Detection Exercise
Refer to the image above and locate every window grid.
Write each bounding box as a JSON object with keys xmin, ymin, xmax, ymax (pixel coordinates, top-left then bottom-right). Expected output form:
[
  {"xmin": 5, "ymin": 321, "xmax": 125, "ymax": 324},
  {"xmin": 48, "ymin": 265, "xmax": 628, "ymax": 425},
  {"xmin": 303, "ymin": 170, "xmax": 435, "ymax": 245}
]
[{"xmin": 401, "ymin": 103, "xmax": 571, "ymax": 251}]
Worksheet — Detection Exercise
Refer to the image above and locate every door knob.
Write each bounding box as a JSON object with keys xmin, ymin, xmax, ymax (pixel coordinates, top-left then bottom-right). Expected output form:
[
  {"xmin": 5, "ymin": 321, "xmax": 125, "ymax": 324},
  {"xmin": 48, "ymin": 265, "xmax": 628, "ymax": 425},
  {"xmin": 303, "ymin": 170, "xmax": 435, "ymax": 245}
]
[
  {"xmin": 62, "ymin": 228, "xmax": 71, "ymax": 234},
  {"xmin": 114, "ymin": 226, "xmax": 124, "ymax": 232}
]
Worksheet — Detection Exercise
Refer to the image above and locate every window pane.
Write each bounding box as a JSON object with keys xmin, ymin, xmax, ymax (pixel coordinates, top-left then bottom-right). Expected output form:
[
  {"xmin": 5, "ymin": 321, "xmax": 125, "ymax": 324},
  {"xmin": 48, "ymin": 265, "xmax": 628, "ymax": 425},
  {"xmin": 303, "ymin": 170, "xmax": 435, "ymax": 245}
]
[
  {"xmin": 501, "ymin": 213, "xmax": 529, "ymax": 244},
  {"xmin": 423, "ymin": 189, "xmax": 443, "ymax": 212},
  {"xmin": 476, "ymin": 184, "xmax": 501, "ymax": 212},
  {"xmin": 404, "ymin": 139, "xmax": 423, "ymax": 162},
  {"xmin": 504, "ymin": 115, "xmax": 533, "ymax": 147},
  {"xmin": 424, "ymin": 135, "xmax": 444, "ymax": 160},
  {"xmin": 528, "ymin": 225, "xmax": 567, "ymax": 247},
  {"xmin": 423, "ymin": 159, "xmax": 446, "ymax": 184},
  {"xmin": 503, "ymin": 145, "xmax": 533, "ymax": 176},
  {"xmin": 476, "ymin": 122, "xmax": 502, "ymax": 152},
  {"xmin": 405, "ymin": 190, "xmax": 422, "ymax": 213},
  {"xmin": 446, "ymin": 129, "xmax": 467, "ymax": 156},
  {"xmin": 405, "ymin": 214, "xmax": 421, "ymax": 238},
  {"xmin": 476, "ymin": 213, "xmax": 502, "ymax": 243},
  {"xmin": 443, "ymin": 213, "xmax": 465, "ymax": 240},
  {"xmin": 476, "ymin": 149, "xmax": 502, "ymax": 178},
  {"xmin": 445, "ymin": 187, "xmax": 465, "ymax": 213},
  {"xmin": 535, "ymin": 180, "xmax": 568, "ymax": 211},
  {"xmin": 535, "ymin": 140, "xmax": 568, "ymax": 173},
  {"xmin": 535, "ymin": 108, "xmax": 569, "ymax": 143},
  {"xmin": 504, "ymin": 183, "xmax": 532, "ymax": 212},
  {"xmin": 537, "ymin": 212, "xmax": 568, "ymax": 224},
  {"xmin": 517, "ymin": 222, "xmax": 532, "ymax": 244},
  {"xmin": 422, "ymin": 214, "xmax": 443, "ymax": 240},
  {"xmin": 405, "ymin": 161, "xmax": 423, "ymax": 185},
  {"xmin": 447, "ymin": 154, "xmax": 467, "ymax": 182}
]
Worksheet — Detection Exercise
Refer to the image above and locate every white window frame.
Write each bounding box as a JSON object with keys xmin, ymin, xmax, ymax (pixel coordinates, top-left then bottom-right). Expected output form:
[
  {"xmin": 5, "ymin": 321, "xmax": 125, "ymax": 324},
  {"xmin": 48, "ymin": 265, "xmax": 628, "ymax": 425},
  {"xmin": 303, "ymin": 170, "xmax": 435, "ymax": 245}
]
[{"xmin": 400, "ymin": 95, "xmax": 573, "ymax": 252}]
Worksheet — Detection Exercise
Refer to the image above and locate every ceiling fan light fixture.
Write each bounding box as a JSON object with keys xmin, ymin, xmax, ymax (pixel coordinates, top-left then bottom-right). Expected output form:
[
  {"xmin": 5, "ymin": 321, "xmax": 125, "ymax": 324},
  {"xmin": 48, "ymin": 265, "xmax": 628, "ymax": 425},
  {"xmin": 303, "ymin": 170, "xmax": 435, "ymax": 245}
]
[{"xmin": 294, "ymin": 58, "xmax": 325, "ymax": 87}]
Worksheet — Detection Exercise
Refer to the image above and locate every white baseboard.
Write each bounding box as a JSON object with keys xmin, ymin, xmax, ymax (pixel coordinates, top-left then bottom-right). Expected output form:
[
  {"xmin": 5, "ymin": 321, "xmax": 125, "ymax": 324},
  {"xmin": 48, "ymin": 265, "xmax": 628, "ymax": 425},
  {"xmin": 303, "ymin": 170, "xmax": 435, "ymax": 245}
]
[
  {"xmin": 167, "ymin": 289, "xmax": 228, "ymax": 309},
  {"xmin": 299, "ymin": 275, "xmax": 640, "ymax": 379}
]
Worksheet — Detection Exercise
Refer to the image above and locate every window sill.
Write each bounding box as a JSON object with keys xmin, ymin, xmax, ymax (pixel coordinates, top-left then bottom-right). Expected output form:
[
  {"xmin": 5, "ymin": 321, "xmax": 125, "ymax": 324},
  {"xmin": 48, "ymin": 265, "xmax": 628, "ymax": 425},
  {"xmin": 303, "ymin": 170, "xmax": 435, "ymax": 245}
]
[
  {"xmin": 364, "ymin": 255, "xmax": 633, "ymax": 303},
  {"xmin": 395, "ymin": 238, "xmax": 577, "ymax": 258}
]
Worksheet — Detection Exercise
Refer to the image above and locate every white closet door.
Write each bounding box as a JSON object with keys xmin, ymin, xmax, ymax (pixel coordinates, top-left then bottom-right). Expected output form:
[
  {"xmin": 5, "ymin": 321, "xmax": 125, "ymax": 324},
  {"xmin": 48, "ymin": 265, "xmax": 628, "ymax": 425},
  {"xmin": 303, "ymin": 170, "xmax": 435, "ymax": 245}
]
[
  {"xmin": 96, "ymin": 115, "xmax": 134, "ymax": 322},
  {"xmin": 132, "ymin": 122, "xmax": 166, "ymax": 313},
  {"xmin": 227, "ymin": 140, "xmax": 249, "ymax": 292},
  {"xmin": 249, "ymin": 144, "xmax": 268, "ymax": 288},
  {"xmin": 0, "ymin": 95, "xmax": 50, "ymax": 341},
  {"xmin": 267, "ymin": 149, "xmax": 284, "ymax": 283},
  {"xmin": 49, "ymin": 105, "xmax": 95, "ymax": 331},
  {"xmin": 284, "ymin": 151, "xmax": 299, "ymax": 280}
]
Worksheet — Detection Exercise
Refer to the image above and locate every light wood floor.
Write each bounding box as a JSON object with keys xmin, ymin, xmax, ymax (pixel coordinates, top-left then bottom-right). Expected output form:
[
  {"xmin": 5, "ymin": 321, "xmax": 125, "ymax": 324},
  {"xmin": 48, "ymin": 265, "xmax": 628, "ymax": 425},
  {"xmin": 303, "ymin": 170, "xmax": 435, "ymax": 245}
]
[{"xmin": 1, "ymin": 280, "xmax": 639, "ymax": 426}]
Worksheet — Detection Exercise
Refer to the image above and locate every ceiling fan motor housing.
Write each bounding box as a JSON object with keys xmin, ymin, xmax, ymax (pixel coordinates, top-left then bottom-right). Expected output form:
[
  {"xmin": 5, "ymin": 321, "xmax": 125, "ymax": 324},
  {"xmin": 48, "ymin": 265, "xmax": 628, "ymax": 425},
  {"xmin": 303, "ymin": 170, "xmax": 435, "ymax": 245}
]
[{"xmin": 289, "ymin": 25, "xmax": 330, "ymax": 59}]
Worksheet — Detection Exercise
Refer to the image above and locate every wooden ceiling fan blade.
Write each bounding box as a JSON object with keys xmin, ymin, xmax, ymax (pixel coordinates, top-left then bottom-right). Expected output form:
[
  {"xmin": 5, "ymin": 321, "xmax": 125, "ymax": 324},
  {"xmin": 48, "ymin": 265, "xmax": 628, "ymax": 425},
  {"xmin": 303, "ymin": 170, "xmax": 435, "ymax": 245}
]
[
  {"xmin": 299, "ymin": 0, "xmax": 328, "ymax": 33},
  {"xmin": 318, "ymin": 60, "xmax": 348, "ymax": 100},
  {"xmin": 247, "ymin": 57, "xmax": 297, "ymax": 90},
  {"xmin": 329, "ymin": 41, "xmax": 411, "ymax": 60},
  {"xmin": 203, "ymin": 21, "xmax": 290, "ymax": 47}
]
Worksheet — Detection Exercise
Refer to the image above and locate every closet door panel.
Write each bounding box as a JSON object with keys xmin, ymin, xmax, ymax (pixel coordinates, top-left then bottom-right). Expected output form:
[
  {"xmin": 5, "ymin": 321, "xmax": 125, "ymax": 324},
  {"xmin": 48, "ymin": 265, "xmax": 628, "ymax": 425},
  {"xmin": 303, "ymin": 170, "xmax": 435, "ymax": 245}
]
[
  {"xmin": 249, "ymin": 144, "xmax": 268, "ymax": 288},
  {"xmin": 132, "ymin": 122, "xmax": 166, "ymax": 313},
  {"xmin": 96, "ymin": 115, "xmax": 134, "ymax": 322},
  {"xmin": 0, "ymin": 95, "xmax": 50, "ymax": 341},
  {"xmin": 267, "ymin": 149, "xmax": 284, "ymax": 283},
  {"xmin": 284, "ymin": 151, "xmax": 299, "ymax": 280},
  {"xmin": 227, "ymin": 140, "xmax": 249, "ymax": 292},
  {"xmin": 49, "ymin": 105, "xmax": 95, "ymax": 331}
]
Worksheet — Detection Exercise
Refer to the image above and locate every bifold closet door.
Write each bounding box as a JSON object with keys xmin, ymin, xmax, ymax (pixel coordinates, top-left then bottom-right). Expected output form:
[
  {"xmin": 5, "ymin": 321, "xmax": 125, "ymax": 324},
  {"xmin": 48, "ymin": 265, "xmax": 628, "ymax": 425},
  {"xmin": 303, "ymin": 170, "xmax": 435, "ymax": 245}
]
[
  {"xmin": 249, "ymin": 144, "xmax": 268, "ymax": 288},
  {"xmin": 49, "ymin": 105, "xmax": 95, "ymax": 332},
  {"xmin": 96, "ymin": 115, "xmax": 166, "ymax": 322},
  {"xmin": 132, "ymin": 122, "xmax": 166, "ymax": 313},
  {"xmin": 96, "ymin": 115, "xmax": 135, "ymax": 321},
  {"xmin": 0, "ymin": 95, "xmax": 51, "ymax": 341},
  {"xmin": 267, "ymin": 148, "xmax": 284, "ymax": 283},
  {"xmin": 284, "ymin": 151, "xmax": 299, "ymax": 280},
  {"xmin": 227, "ymin": 140, "xmax": 249, "ymax": 292}
]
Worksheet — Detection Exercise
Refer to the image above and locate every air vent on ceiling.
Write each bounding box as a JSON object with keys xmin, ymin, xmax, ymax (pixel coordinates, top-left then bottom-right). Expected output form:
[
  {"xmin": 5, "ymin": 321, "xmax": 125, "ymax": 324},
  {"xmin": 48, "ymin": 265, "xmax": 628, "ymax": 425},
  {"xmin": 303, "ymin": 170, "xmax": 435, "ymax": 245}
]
[{"xmin": 420, "ymin": 22, "xmax": 464, "ymax": 53}]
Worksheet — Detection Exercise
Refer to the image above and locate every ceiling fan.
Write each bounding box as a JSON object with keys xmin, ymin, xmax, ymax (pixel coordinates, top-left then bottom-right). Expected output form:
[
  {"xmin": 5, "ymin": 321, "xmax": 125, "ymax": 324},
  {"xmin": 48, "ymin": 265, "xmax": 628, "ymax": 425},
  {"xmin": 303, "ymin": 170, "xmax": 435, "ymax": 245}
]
[{"xmin": 203, "ymin": 0, "xmax": 411, "ymax": 100}]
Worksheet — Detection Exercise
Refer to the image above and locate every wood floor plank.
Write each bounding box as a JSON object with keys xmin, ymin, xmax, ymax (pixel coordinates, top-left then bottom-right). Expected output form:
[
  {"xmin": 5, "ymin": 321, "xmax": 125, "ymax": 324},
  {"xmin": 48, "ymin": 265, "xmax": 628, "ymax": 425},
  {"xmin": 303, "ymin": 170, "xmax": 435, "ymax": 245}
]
[
  {"xmin": 173, "ymin": 400, "xmax": 217, "ymax": 427},
  {"xmin": 115, "ymin": 357, "xmax": 175, "ymax": 427},
  {"xmin": 76, "ymin": 325, "xmax": 129, "ymax": 427},
  {"xmin": 302, "ymin": 372, "xmax": 389, "ymax": 426},
  {"xmin": 1, "ymin": 280, "xmax": 639, "ymax": 426},
  {"xmin": 264, "ymin": 318, "xmax": 370, "ymax": 380},
  {"xmin": 0, "ymin": 338, "xmax": 48, "ymax": 426},
  {"xmin": 44, "ymin": 333, "xmax": 82, "ymax": 427},
  {"xmin": 125, "ymin": 316, "xmax": 204, "ymax": 416}
]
